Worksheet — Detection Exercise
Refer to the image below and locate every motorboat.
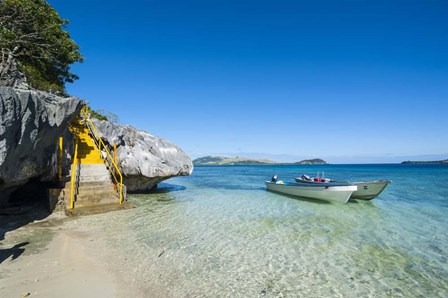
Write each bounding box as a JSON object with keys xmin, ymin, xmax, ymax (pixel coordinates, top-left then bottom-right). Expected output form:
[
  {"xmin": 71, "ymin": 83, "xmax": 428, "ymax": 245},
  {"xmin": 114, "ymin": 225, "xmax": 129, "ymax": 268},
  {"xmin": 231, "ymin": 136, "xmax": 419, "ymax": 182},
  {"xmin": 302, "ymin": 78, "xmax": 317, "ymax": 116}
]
[
  {"xmin": 295, "ymin": 174, "xmax": 391, "ymax": 200},
  {"xmin": 350, "ymin": 180, "xmax": 392, "ymax": 200},
  {"xmin": 266, "ymin": 176, "xmax": 357, "ymax": 204}
]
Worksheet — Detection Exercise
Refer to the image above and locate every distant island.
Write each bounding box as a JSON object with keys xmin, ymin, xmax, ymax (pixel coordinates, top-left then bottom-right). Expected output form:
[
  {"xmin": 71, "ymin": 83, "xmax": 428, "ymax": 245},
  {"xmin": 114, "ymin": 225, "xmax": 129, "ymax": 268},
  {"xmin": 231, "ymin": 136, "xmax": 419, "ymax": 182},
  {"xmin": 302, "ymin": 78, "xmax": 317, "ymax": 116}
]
[
  {"xmin": 193, "ymin": 156, "xmax": 276, "ymax": 165},
  {"xmin": 401, "ymin": 159, "xmax": 448, "ymax": 164},
  {"xmin": 193, "ymin": 156, "xmax": 327, "ymax": 165},
  {"xmin": 294, "ymin": 158, "xmax": 327, "ymax": 165}
]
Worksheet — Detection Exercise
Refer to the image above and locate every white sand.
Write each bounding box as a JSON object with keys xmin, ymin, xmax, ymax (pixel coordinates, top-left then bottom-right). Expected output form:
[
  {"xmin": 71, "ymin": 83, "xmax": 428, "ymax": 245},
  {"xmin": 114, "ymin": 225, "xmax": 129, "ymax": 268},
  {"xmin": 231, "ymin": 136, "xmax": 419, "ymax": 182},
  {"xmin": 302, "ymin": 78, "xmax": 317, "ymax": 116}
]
[{"xmin": 0, "ymin": 214, "xmax": 117, "ymax": 298}]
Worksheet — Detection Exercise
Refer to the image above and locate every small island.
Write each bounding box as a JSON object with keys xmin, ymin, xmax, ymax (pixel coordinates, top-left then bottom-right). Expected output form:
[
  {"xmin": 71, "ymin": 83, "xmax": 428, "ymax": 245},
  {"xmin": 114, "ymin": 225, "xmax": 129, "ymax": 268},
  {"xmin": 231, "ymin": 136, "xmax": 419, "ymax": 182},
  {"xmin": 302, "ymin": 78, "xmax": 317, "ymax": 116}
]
[
  {"xmin": 193, "ymin": 156, "xmax": 277, "ymax": 165},
  {"xmin": 294, "ymin": 158, "xmax": 327, "ymax": 165},
  {"xmin": 401, "ymin": 159, "xmax": 448, "ymax": 164},
  {"xmin": 193, "ymin": 156, "xmax": 327, "ymax": 165}
]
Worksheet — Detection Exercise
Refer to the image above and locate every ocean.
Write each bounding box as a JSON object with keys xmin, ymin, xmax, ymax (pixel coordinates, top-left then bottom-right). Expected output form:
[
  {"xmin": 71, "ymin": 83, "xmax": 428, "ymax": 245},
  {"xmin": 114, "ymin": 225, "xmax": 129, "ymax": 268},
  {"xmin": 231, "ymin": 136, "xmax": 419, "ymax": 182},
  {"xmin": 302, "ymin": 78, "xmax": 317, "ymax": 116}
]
[{"xmin": 74, "ymin": 164, "xmax": 448, "ymax": 297}]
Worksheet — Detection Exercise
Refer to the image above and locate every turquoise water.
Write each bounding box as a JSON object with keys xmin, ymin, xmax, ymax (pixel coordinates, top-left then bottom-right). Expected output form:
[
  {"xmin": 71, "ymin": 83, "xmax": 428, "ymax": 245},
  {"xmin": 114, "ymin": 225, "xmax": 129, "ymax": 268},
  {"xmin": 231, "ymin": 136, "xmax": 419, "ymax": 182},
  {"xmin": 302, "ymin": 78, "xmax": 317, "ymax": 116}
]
[{"xmin": 79, "ymin": 164, "xmax": 448, "ymax": 297}]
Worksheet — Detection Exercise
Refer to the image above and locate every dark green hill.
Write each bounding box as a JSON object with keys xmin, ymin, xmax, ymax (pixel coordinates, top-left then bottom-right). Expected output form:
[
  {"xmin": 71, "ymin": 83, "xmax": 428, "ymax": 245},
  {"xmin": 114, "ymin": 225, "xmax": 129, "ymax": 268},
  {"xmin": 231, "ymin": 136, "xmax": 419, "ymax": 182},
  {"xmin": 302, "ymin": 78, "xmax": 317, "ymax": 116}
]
[
  {"xmin": 193, "ymin": 156, "xmax": 276, "ymax": 165},
  {"xmin": 294, "ymin": 158, "xmax": 327, "ymax": 165},
  {"xmin": 401, "ymin": 159, "xmax": 448, "ymax": 164},
  {"xmin": 193, "ymin": 156, "xmax": 327, "ymax": 165}
]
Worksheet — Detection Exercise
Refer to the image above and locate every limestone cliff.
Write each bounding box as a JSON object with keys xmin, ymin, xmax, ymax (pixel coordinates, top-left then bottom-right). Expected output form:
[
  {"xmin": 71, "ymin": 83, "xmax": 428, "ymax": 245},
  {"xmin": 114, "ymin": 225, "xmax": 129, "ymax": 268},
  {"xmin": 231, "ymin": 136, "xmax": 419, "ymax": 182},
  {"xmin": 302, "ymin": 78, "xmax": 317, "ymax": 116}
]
[
  {"xmin": 91, "ymin": 119, "xmax": 193, "ymax": 192},
  {"xmin": 0, "ymin": 86, "xmax": 193, "ymax": 206},
  {"xmin": 0, "ymin": 87, "xmax": 82, "ymax": 205}
]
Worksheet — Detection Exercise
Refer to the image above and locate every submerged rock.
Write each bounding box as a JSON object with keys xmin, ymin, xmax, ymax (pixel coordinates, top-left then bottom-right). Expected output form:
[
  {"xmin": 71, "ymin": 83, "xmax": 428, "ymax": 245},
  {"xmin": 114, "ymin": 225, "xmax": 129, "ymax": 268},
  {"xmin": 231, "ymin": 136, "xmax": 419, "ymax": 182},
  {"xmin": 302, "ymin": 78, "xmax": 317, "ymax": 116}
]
[
  {"xmin": 91, "ymin": 119, "xmax": 193, "ymax": 192},
  {"xmin": 0, "ymin": 87, "xmax": 82, "ymax": 205}
]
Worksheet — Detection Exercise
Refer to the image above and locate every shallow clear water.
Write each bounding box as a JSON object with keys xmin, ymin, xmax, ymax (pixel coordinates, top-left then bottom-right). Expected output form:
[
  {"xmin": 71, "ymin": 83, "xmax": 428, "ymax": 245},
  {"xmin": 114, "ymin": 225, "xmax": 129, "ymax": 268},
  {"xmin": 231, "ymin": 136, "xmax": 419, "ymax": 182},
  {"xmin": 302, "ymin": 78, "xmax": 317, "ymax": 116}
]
[{"xmin": 77, "ymin": 164, "xmax": 448, "ymax": 297}]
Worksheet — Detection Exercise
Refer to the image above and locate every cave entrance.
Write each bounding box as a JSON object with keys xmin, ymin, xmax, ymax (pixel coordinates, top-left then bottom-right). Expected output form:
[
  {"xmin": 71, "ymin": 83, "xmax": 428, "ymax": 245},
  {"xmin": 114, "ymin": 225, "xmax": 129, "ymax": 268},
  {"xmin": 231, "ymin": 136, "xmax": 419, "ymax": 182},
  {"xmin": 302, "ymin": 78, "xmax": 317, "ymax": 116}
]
[{"xmin": 6, "ymin": 179, "xmax": 52, "ymax": 216}]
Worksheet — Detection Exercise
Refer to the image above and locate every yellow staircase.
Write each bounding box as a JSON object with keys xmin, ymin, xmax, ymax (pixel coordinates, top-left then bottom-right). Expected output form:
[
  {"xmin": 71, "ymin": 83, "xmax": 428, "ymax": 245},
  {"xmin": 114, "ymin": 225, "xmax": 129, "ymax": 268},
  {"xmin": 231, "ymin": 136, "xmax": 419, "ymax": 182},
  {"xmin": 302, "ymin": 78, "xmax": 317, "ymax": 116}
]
[
  {"xmin": 50, "ymin": 107, "xmax": 127, "ymax": 215},
  {"xmin": 70, "ymin": 118, "xmax": 104, "ymax": 164}
]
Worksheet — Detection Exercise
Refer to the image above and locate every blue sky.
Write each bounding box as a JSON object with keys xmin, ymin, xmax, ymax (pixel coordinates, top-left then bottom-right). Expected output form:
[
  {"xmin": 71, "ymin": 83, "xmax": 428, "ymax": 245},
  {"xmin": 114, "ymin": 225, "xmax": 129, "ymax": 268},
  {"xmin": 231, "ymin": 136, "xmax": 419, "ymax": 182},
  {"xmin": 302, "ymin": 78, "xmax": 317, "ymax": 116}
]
[{"xmin": 48, "ymin": 0, "xmax": 448, "ymax": 163}]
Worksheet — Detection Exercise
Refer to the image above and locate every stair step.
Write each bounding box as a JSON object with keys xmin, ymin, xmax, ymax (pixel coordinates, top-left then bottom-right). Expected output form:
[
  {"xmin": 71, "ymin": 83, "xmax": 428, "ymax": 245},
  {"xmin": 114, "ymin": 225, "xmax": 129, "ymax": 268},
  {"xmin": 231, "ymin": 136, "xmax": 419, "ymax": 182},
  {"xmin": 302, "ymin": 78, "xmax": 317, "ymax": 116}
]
[
  {"xmin": 77, "ymin": 149, "xmax": 99, "ymax": 154},
  {"xmin": 77, "ymin": 164, "xmax": 109, "ymax": 170},
  {"xmin": 79, "ymin": 149, "xmax": 98, "ymax": 153},
  {"xmin": 67, "ymin": 175, "xmax": 111, "ymax": 183},
  {"xmin": 78, "ymin": 142, "xmax": 96, "ymax": 147},
  {"xmin": 69, "ymin": 196, "xmax": 118, "ymax": 205},
  {"xmin": 74, "ymin": 187, "xmax": 117, "ymax": 196},
  {"xmin": 66, "ymin": 181, "xmax": 116, "ymax": 190},
  {"xmin": 78, "ymin": 175, "xmax": 111, "ymax": 182},
  {"xmin": 70, "ymin": 164, "xmax": 112, "ymax": 181},
  {"xmin": 77, "ymin": 140, "xmax": 96, "ymax": 144},
  {"xmin": 77, "ymin": 156, "xmax": 100, "ymax": 160},
  {"xmin": 70, "ymin": 166, "xmax": 110, "ymax": 176},
  {"xmin": 70, "ymin": 172, "xmax": 110, "ymax": 178},
  {"xmin": 64, "ymin": 180, "xmax": 114, "ymax": 189},
  {"xmin": 78, "ymin": 159, "xmax": 105, "ymax": 165},
  {"xmin": 63, "ymin": 190, "xmax": 118, "ymax": 206},
  {"xmin": 75, "ymin": 192, "xmax": 118, "ymax": 202},
  {"xmin": 73, "ymin": 196, "xmax": 119, "ymax": 208},
  {"xmin": 65, "ymin": 202, "xmax": 132, "ymax": 216},
  {"xmin": 61, "ymin": 186, "xmax": 117, "ymax": 196}
]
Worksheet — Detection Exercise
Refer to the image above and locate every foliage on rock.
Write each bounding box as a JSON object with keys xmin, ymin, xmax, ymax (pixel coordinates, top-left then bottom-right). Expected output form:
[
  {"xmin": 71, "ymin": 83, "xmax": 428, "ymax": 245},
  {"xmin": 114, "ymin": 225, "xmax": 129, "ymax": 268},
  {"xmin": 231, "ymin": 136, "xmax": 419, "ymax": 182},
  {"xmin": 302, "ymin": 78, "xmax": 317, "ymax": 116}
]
[
  {"xmin": 85, "ymin": 105, "xmax": 120, "ymax": 123},
  {"xmin": 0, "ymin": 0, "xmax": 83, "ymax": 93}
]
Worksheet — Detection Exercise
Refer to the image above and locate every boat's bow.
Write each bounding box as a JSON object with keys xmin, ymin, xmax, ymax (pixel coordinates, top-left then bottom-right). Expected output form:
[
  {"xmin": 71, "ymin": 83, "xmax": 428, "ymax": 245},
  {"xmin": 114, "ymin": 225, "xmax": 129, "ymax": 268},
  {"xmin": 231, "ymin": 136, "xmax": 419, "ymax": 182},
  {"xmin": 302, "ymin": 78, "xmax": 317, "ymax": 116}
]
[{"xmin": 350, "ymin": 180, "xmax": 392, "ymax": 200}]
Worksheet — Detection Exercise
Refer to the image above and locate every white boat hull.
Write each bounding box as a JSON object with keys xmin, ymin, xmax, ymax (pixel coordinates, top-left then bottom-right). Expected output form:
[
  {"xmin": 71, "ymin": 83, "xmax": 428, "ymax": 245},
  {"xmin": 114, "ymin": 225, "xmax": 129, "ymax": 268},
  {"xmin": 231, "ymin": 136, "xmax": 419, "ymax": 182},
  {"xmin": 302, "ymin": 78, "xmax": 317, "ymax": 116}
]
[
  {"xmin": 351, "ymin": 180, "xmax": 391, "ymax": 200},
  {"xmin": 265, "ymin": 181, "xmax": 357, "ymax": 203}
]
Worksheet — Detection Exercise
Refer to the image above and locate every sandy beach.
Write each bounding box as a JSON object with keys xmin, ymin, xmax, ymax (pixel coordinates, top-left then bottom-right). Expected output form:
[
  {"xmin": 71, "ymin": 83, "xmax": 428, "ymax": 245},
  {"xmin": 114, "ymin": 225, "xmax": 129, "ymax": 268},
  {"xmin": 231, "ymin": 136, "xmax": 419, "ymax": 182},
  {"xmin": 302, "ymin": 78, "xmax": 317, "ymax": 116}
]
[{"xmin": 1, "ymin": 212, "xmax": 123, "ymax": 298}]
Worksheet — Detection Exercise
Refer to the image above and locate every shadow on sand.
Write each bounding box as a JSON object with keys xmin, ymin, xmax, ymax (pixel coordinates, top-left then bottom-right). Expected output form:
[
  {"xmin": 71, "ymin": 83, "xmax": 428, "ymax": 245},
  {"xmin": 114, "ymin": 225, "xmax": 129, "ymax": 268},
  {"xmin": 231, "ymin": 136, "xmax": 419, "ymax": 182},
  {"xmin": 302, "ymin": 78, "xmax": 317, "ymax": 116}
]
[
  {"xmin": 0, "ymin": 181, "xmax": 53, "ymax": 262},
  {"xmin": 0, "ymin": 241, "xmax": 30, "ymax": 264}
]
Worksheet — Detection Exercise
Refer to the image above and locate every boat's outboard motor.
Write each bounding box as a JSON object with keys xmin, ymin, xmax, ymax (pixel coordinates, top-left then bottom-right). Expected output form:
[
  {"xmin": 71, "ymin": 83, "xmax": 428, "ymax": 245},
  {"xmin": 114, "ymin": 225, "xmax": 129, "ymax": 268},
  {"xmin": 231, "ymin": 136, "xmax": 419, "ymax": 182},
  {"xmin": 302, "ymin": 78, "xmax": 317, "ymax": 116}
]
[{"xmin": 271, "ymin": 175, "xmax": 278, "ymax": 182}]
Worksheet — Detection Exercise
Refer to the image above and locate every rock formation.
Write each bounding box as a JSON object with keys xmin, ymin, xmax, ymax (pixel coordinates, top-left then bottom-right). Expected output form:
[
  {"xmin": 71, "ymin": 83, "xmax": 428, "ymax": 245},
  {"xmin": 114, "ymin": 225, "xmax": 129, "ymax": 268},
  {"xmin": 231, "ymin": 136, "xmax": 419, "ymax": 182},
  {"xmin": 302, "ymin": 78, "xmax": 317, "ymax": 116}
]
[
  {"xmin": 91, "ymin": 119, "xmax": 193, "ymax": 192},
  {"xmin": 0, "ymin": 86, "xmax": 193, "ymax": 207},
  {"xmin": 0, "ymin": 58, "xmax": 30, "ymax": 90},
  {"xmin": 0, "ymin": 87, "xmax": 82, "ymax": 205}
]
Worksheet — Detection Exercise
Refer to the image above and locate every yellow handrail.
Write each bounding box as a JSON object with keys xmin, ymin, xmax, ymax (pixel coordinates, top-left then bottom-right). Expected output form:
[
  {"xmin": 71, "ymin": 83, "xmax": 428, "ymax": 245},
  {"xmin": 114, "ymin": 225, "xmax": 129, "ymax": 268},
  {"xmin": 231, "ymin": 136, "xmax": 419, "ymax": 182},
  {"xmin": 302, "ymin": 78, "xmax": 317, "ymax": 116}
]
[
  {"xmin": 58, "ymin": 136, "xmax": 63, "ymax": 181},
  {"xmin": 80, "ymin": 107, "xmax": 124, "ymax": 204},
  {"xmin": 70, "ymin": 139, "xmax": 78, "ymax": 209}
]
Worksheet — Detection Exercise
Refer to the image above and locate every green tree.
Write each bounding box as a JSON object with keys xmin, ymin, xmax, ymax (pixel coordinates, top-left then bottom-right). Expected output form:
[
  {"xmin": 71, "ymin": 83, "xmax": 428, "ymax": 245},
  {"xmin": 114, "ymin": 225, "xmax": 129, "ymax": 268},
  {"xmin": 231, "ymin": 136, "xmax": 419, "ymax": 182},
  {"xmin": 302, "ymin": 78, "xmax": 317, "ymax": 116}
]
[{"xmin": 0, "ymin": 0, "xmax": 83, "ymax": 93}]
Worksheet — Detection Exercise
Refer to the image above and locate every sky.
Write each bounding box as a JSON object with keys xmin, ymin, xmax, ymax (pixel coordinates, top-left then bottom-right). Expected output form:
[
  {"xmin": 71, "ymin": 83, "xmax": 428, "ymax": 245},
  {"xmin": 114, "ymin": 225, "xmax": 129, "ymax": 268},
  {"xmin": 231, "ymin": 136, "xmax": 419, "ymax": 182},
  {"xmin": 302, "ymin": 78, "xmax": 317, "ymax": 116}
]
[{"xmin": 48, "ymin": 0, "xmax": 448, "ymax": 163}]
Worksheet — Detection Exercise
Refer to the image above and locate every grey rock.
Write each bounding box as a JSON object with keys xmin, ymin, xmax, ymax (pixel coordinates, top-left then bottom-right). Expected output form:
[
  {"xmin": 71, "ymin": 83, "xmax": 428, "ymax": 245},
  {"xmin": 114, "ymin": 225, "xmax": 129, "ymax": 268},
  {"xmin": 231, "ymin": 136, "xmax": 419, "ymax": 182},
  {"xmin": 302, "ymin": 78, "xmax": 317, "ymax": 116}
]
[
  {"xmin": 0, "ymin": 87, "xmax": 82, "ymax": 205},
  {"xmin": 91, "ymin": 119, "xmax": 193, "ymax": 192},
  {"xmin": 0, "ymin": 58, "xmax": 30, "ymax": 90}
]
